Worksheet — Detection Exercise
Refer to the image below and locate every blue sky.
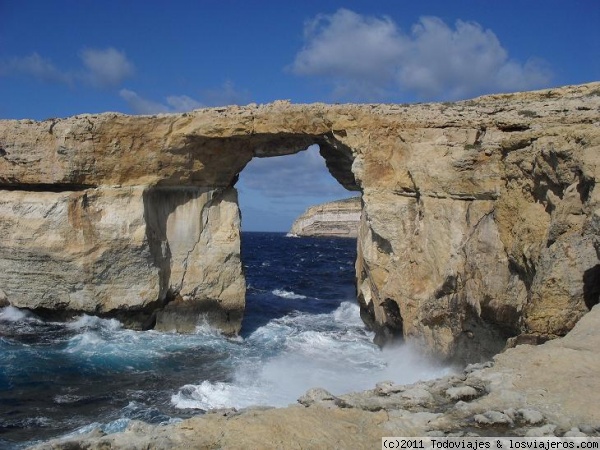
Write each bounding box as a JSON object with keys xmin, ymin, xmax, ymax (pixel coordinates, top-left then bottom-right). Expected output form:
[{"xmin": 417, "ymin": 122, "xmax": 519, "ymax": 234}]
[{"xmin": 1, "ymin": 1, "xmax": 598, "ymax": 231}]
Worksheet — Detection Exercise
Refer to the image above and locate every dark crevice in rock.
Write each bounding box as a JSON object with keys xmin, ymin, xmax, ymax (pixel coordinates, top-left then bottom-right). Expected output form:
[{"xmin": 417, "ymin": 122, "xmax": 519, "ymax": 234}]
[
  {"xmin": 530, "ymin": 153, "xmax": 589, "ymax": 219},
  {"xmin": 474, "ymin": 126, "xmax": 487, "ymax": 145},
  {"xmin": 507, "ymin": 257, "xmax": 534, "ymax": 292},
  {"xmin": 48, "ymin": 119, "xmax": 58, "ymax": 134},
  {"xmin": 583, "ymin": 264, "xmax": 600, "ymax": 310},
  {"xmin": 577, "ymin": 173, "xmax": 595, "ymax": 203},
  {"xmin": 317, "ymin": 133, "xmax": 359, "ymax": 192},
  {"xmin": 358, "ymin": 291, "xmax": 377, "ymax": 331},
  {"xmin": 393, "ymin": 190, "xmax": 500, "ymax": 201},
  {"xmin": 407, "ymin": 170, "xmax": 421, "ymax": 202},
  {"xmin": 373, "ymin": 298, "xmax": 404, "ymax": 347},
  {"xmin": 142, "ymin": 187, "xmax": 186, "ymax": 305},
  {"xmin": 24, "ymin": 299, "xmax": 165, "ymax": 330},
  {"xmin": 480, "ymin": 300, "xmax": 522, "ymax": 337},
  {"xmin": 497, "ymin": 123, "xmax": 530, "ymax": 132},
  {"xmin": 0, "ymin": 183, "xmax": 97, "ymax": 192},
  {"xmin": 371, "ymin": 230, "xmax": 393, "ymax": 254},
  {"xmin": 455, "ymin": 307, "xmax": 511, "ymax": 364},
  {"xmin": 435, "ymin": 275, "xmax": 458, "ymax": 299},
  {"xmin": 0, "ymin": 147, "xmax": 6, "ymax": 157}
]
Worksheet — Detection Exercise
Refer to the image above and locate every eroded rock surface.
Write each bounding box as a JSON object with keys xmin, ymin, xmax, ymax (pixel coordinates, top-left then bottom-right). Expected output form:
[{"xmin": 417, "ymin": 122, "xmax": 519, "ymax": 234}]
[
  {"xmin": 1, "ymin": 84, "xmax": 599, "ymax": 355},
  {"xmin": 289, "ymin": 196, "xmax": 361, "ymax": 238}
]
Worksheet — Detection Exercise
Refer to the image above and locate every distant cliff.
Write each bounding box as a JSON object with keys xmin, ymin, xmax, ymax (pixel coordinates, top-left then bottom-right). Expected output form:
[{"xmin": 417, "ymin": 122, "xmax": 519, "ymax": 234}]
[{"xmin": 289, "ymin": 197, "xmax": 361, "ymax": 238}]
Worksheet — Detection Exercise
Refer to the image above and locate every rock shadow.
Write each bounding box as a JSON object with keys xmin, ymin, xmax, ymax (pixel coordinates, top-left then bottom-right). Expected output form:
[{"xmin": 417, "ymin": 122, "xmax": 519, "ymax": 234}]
[{"xmin": 583, "ymin": 264, "xmax": 600, "ymax": 310}]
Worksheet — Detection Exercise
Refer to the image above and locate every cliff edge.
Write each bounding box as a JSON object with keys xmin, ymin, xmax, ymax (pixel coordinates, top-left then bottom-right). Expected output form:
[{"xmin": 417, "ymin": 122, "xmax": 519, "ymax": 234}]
[
  {"xmin": 1, "ymin": 82, "xmax": 599, "ymax": 361},
  {"xmin": 288, "ymin": 197, "xmax": 361, "ymax": 238}
]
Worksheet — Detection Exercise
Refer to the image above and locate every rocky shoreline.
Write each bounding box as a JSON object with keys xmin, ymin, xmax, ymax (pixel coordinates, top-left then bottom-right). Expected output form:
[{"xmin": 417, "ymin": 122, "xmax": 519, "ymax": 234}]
[{"xmin": 31, "ymin": 305, "xmax": 600, "ymax": 449}]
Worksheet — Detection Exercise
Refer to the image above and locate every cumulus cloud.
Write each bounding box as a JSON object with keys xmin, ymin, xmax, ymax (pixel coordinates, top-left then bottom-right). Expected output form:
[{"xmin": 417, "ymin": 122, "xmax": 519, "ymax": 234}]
[
  {"xmin": 119, "ymin": 89, "xmax": 203, "ymax": 114},
  {"xmin": 165, "ymin": 95, "xmax": 204, "ymax": 111},
  {"xmin": 119, "ymin": 81, "xmax": 249, "ymax": 114},
  {"xmin": 79, "ymin": 48, "xmax": 135, "ymax": 87},
  {"xmin": 290, "ymin": 9, "xmax": 552, "ymax": 100},
  {"xmin": 291, "ymin": 9, "xmax": 404, "ymax": 99},
  {"xmin": 0, "ymin": 47, "xmax": 135, "ymax": 88},
  {"xmin": 239, "ymin": 145, "xmax": 351, "ymax": 199},
  {"xmin": 119, "ymin": 89, "xmax": 170, "ymax": 114}
]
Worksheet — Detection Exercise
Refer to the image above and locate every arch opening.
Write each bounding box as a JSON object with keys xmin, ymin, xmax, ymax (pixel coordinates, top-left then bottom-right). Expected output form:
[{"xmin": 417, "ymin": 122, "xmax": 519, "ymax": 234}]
[
  {"xmin": 236, "ymin": 142, "xmax": 359, "ymax": 233},
  {"xmin": 234, "ymin": 141, "xmax": 360, "ymax": 333}
]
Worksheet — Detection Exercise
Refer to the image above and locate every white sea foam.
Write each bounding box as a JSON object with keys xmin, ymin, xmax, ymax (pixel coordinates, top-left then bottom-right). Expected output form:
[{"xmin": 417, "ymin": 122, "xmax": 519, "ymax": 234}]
[
  {"xmin": 272, "ymin": 289, "xmax": 307, "ymax": 299},
  {"xmin": 67, "ymin": 314, "xmax": 122, "ymax": 331},
  {"xmin": 0, "ymin": 306, "xmax": 35, "ymax": 322},
  {"xmin": 172, "ymin": 301, "xmax": 452, "ymax": 411},
  {"xmin": 63, "ymin": 418, "xmax": 131, "ymax": 439},
  {"xmin": 332, "ymin": 301, "xmax": 365, "ymax": 327},
  {"xmin": 66, "ymin": 331, "xmax": 105, "ymax": 353},
  {"xmin": 172, "ymin": 381, "xmax": 265, "ymax": 410},
  {"xmin": 53, "ymin": 394, "xmax": 85, "ymax": 404},
  {"xmin": 59, "ymin": 314, "xmax": 241, "ymax": 374}
]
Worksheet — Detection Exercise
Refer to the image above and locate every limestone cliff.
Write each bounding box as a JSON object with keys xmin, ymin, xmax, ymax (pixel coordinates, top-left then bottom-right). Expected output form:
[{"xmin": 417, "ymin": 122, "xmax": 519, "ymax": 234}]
[
  {"xmin": 288, "ymin": 197, "xmax": 361, "ymax": 238},
  {"xmin": 1, "ymin": 83, "xmax": 599, "ymax": 361}
]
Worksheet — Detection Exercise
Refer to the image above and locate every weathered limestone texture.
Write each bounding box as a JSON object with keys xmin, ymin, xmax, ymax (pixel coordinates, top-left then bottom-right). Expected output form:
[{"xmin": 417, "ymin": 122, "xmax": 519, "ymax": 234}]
[
  {"xmin": 0, "ymin": 185, "xmax": 244, "ymax": 331},
  {"xmin": 289, "ymin": 196, "xmax": 361, "ymax": 237},
  {"xmin": 1, "ymin": 83, "xmax": 599, "ymax": 356},
  {"xmin": 352, "ymin": 84, "xmax": 600, "ymax": 361}
]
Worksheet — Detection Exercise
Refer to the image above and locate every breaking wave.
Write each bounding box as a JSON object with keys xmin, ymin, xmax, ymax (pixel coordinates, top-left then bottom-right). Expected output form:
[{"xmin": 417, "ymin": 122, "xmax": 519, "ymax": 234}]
[
  {"xmin": 1, "ymin": 232, "xmax": 450, "ymax": 449},
  {"xmin": 171, "ymin": 302, "xmax": 449, "ymax": 410}
]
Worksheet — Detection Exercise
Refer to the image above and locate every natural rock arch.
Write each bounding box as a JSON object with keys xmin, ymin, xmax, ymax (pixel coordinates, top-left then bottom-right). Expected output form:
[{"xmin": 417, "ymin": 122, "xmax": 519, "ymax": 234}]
[
  {"xmin": 1, "ymin": 83, "xmax": 599, "ymax": 363},
  {"xmin": 148, "ymin": 132, "xmax": 361, "ymax": 334}
]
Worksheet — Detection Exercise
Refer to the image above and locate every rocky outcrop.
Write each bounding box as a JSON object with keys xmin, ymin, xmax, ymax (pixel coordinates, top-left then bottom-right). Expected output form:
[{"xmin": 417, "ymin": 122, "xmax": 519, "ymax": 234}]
[
  {"xmin": 0, "ymin": 186, "xmax": 244, "ymax": 332},
  {"xmin": 288, "ymin": 196, "xmax": 361, "ymax": 238},
  {"xmin": 1, "ymin": 84, "xmax": 599, "ymax": 359},
  {"xmin": 31, "ymin": 305, "xmax": 600, "ymax": 449},
  {"xmin": 351, "ymin": 85, "xmax": 600, "ymax": 361}
]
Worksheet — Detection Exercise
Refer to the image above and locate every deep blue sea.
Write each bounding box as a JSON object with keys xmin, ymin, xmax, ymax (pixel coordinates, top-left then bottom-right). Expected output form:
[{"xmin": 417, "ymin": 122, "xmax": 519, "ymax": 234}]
[{"xmin": 0, "ymin": 232, "xmax": 448, "ymax": 449}]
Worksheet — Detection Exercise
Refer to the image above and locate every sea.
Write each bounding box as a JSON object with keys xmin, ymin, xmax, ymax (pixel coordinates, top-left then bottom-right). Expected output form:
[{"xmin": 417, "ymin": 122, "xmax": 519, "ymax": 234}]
[{"xmin": 0, "ymin": 232, "xmax": 449, "ymax": 449}]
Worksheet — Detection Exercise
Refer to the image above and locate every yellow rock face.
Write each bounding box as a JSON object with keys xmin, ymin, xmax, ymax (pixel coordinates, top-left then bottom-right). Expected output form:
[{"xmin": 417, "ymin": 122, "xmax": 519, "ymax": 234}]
[{"xmin": 1, "ymin": 82, "xmax": 599, "ymax": 359}]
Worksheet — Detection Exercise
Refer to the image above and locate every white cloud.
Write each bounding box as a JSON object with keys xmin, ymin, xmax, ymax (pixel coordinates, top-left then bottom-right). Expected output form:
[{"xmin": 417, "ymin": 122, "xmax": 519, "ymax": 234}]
[
  {"xmin": 119, "ymin": 89, "xmax": 171, "ymax": 114},
  {"xmin": 0, "ymin": 53, "xmax": 73, "ymax": 84},
  {"xmin": 165, "ymin": 95, "xmax": 203, "ymax": 111},
  {"xmin": 0, "ymin": 47, "xmax": 135, "ymax": 89},
  {"xmin": 119, "ymin": 81, "xmax": 250, "ymax": 115},
  {"xmin": 119, "ymin": 89, "xmax": 203, "ymax": 114},
  {"xmin": 291, "ymin": 9, "xmax": 405, "ymax": 99},
  {"xmin": 290, "ymin": 9, "xmax": 552, "ymax": 100},
  {"xmin": 80, "ymin": 48, "xmax": 135, "ymax": 87}
]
